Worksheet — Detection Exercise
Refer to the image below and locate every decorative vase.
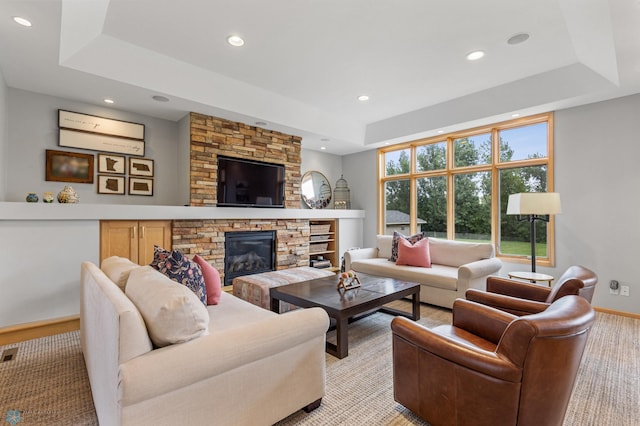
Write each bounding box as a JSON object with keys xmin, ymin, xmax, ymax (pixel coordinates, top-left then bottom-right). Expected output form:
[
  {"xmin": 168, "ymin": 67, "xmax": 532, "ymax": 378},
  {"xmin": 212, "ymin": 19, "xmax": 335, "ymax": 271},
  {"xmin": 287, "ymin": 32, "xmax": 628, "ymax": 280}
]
[
  {"xmin": 26, "ymin": 192, "xmax": 39, "ymax": 203},
  {"xmin": 57, "ymin": 186, "xmax": 79, "ymax": 203},
  {"xmin": 43, "ymin": 192, "xmax": 54, "ymax": 203}
]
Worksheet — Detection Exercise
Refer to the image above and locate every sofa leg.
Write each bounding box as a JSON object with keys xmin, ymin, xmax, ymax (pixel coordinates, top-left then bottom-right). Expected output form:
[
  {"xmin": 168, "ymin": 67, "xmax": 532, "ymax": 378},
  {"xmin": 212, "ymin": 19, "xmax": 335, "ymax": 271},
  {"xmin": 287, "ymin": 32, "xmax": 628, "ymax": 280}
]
[{"xmin": 303, "ymin": 398, "xmax": 322, "ymax": 413}]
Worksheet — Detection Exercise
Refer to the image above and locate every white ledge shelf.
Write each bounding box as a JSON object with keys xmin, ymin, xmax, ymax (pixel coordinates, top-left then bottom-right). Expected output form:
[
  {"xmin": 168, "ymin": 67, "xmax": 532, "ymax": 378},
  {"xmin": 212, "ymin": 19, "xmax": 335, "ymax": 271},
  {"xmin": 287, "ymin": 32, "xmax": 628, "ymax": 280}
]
[{"xmin": 0, "ymin": 202, "xmax": 365, "ymax": 221}]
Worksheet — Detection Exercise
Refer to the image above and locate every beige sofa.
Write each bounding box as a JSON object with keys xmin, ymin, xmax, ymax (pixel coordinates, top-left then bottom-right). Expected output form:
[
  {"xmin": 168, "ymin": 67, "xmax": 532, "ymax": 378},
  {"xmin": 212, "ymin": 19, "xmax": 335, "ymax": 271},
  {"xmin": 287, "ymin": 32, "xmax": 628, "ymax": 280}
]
[
  {"xmin": 80, "ymin": 257, "xmax": 329, "ymax": 426},
  {"xmin": 344, "ymin": 235, "xmax": 502, "ymax": 308}
]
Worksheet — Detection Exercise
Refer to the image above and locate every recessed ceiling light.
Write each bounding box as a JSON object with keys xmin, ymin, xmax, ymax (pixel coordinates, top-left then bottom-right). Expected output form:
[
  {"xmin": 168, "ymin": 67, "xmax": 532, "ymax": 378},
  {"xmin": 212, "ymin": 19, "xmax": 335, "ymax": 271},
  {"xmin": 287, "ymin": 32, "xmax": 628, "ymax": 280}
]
[
  {"xmin": 227, "ymin": 35, "xmax": 245, "ymax": 47},
  {"xmin": 13, "ymin": 16, "xmax": 32, "ymax": 27},
  {"xmin": 320, "ymin": 146, "xmax": 326, "ymax": 150},
  {"xmin": 437, "ymin": 130, "xmax": 444, "ymax": 134},
  {"xmin": 103, "ymin": 99, "xmax": 114, "ymax": 104},
  {"xmin": 466, "ymin": 50, "xmax": 485, "ymax": 61},
  {"xmin": 507, "ymin": 33, "xmax": 530, "ymax": 45},
  {"xmin": 512, "ymin": 113, "xmax": 520, "ymax": 118},
  {"xmin": 255, "ymin": 121, "xmax": 267, "ymax": 126},
  {"xmin": 358, "ymin": 95, "xmax": 370, "ymax": 101},
  {"xmin": 152, "ymin": 95, "xmax": 170, "ymax": 102},
  {"xmin": 384, "ymin": 142, "xmax": 390, "ymax": 145}
]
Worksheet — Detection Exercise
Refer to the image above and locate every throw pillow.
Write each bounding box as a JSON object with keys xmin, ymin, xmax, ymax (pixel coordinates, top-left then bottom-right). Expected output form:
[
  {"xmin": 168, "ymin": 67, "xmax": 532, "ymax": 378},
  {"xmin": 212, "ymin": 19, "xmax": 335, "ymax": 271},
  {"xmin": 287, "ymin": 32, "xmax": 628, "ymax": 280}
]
[
  {"xmin": 150, "ymin": 245, "xmax": 172, "ymax": 270},
  {"xmin": 395, "ymin": 237, "xmax": 431, "ymax": 268},
  {"xmin": 154, "ymin": 249, "xmax": 207, "ymax": 306},
  {"xmin": 126, "ymin": 266, "xmax": 209, "ymax": 348},
  {"xmin": 100, "ymin": 256, "xmax": 140, "ymax": 290},
  {"xmin": 389, "ymin": 231, "xmax": 424, "ymax": 262},
  {"xmin": 193, "ymin": 255, "xmax": 222, "ymax": 305}
]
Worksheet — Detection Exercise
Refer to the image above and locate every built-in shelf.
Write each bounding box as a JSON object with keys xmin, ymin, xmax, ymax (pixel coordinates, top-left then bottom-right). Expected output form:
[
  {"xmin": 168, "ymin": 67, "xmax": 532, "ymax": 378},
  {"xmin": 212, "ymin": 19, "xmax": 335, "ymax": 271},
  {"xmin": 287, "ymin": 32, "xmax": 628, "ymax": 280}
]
[{"xmin": 309, "ymin": 219, "xmax": 339, "ymax": 271}]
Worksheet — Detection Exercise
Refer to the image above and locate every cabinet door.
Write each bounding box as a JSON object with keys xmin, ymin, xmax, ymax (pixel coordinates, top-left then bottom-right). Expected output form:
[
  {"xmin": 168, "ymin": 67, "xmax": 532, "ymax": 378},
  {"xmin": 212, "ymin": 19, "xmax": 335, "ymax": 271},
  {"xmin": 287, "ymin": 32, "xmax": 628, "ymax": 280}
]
[
  {"xmin": 100, "ymin": 220, "xmax": 139, "ymax": 264},
  {"xmin": 138, "ymin": 220, "xmax": 172, "ymax": 265}
]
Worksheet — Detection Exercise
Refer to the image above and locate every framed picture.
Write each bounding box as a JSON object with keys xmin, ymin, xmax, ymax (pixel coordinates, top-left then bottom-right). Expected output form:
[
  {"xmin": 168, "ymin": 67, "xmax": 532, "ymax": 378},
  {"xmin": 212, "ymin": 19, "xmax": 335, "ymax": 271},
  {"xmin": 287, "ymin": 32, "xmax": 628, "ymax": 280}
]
[
  {"xmin": 129, "ymin": 158, "xmax": 154, "ymax": 177},
  {"xmin": 97, "ymin": 175, "xmax": 125, "ymax": 194},
  {"xmin": 45, "ymin": 149, "xmax": 94, "ymax": 183},
  {"xmin": 59, "ymin": 129, "xmax": 145, "ymax": 156},
  {"xmin": 59, "ymin": 110, "xmax": 145, "ymax": 140},
  {"xmin": 129, "ymin": 177, "xmax": 154, "ymax": 196},
  {"xmin": 97, "ymin": 154, "xmax": 126, "ymax": 174}
]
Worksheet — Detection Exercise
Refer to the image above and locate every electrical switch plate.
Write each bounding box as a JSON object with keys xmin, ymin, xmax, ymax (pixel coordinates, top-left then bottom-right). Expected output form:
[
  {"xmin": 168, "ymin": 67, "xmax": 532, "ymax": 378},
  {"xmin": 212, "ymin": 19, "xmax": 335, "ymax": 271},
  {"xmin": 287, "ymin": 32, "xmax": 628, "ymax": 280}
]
[
  {"xmin": 620, "ymin": 285, "xmax": 630, "ymax": 297},
  {"xmin": 610, "ymin": 287, "xmax": 619, "ymax": 295}
]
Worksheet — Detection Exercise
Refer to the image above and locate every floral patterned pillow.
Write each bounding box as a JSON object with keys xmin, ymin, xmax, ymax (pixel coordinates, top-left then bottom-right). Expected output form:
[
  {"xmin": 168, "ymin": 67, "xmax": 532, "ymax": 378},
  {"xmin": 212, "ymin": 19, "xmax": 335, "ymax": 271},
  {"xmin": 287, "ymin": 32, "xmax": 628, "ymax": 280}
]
[
  {"xmin": 389, "ymin": 231, "xmax": 424, "ymax": 262},
  {"xmin": 150, "ymin": 245, "xmax": 172, "ymax": 270},
  {"xmin": 152, "ymin": 247, "xmax": 207, "ymax": 306}
]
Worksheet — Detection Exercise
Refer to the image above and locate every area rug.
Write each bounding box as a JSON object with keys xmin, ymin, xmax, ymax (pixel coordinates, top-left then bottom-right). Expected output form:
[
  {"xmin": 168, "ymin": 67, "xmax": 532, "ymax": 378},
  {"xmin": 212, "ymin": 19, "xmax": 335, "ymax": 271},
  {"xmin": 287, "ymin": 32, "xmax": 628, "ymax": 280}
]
[{"xmin": 1, "ymin": 302, "xmax": 638, "ymax": 425}]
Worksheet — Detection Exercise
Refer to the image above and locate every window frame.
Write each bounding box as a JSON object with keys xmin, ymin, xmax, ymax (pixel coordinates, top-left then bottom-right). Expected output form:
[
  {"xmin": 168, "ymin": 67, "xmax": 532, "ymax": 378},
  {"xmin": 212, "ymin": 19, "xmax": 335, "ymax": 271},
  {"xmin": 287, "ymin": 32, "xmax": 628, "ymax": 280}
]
[{"xmin": 377, "ymin": 112, "xmax": 555, "ymax": 267}]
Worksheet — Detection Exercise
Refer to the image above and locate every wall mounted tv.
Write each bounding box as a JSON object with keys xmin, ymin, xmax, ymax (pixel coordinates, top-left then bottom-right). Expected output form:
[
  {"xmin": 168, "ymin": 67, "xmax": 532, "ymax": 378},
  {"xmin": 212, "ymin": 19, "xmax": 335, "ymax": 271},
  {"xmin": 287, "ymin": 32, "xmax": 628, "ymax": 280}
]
[{"xmin": 216, "ymin": 156, "xmax": 285, "ymax": 208}]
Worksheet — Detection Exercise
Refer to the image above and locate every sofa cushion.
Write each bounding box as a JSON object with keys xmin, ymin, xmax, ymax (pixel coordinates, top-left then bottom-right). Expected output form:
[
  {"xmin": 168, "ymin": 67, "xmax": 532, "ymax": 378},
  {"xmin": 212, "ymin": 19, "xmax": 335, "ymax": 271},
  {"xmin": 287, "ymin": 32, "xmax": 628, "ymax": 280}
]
[
  {"xmin": 396, "ymin": 237, "xmax": 431, "ymax": 268},
  {"xmin": 376, "ymin": 235, "xmax": 393, "ymax": 259},
  {"xmin": 389, "ymin": 231, "xmax": 424, "ymax": 261},
  {"xmin": 429, "ymin": 238, "xmax": 494, "ymax": 267},
  {"xmin": 154, "ymin": 249, "xmax": 207, "ymax": 305},
  {"xmin": 350, "ymin": 258, "xmax": 458, "ymax": 290},
  {"xmin": 100, "ymin": 256, "xmax": 140, "ymax": 290},
  {"xmin": 193, "ymin": 255, "xmax": 221, "ymax": 305},
  {"xmin": 126, "ymin": 266, "xmax": 209, "ymax": 348}
]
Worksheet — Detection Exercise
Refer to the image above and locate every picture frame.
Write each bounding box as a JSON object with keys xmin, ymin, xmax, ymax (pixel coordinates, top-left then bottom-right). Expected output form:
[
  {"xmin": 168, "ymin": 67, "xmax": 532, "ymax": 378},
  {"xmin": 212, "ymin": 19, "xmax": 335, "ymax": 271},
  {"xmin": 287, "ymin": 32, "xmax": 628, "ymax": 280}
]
[
  {"xmin": 129, "ymin": 177, "xmax": 154, "ymax": 196},
  {"xmin": 97, "ymin": 175, "xmax": 125, "ymax": 195},
  {"xmin": 97, "ymin": 154, "xmax": 126, "ymax": 174},
  {"xmin": 129, "ymin": 157, "xmax": 154, "ymax": 177},
  {"xmin": 45, "ymin": 149, "xmax": 94, "ymax": 183},
  {"xmin": 59, "ymin": 110, "xmax": 145, "ymax": 140},
  {"xmin": 59, "ymin": 129, "xmax": 145, "ymax": 156}
]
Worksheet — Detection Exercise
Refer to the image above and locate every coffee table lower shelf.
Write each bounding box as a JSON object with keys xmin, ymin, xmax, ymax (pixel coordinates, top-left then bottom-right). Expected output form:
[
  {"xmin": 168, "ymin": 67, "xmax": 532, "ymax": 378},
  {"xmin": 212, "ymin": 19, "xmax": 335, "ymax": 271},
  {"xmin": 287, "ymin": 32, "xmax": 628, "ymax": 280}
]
[{"xmin": 270, "ymin": 274, "xmax": 420, "ymax": 359}]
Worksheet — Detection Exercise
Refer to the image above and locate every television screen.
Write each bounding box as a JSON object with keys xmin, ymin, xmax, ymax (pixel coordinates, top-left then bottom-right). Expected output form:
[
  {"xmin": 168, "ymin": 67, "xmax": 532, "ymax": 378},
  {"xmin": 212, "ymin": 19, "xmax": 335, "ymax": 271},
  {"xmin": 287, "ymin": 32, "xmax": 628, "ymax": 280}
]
[{"xmin": 216, "ymin": 156, "xmax": 285, "ymax": 208}]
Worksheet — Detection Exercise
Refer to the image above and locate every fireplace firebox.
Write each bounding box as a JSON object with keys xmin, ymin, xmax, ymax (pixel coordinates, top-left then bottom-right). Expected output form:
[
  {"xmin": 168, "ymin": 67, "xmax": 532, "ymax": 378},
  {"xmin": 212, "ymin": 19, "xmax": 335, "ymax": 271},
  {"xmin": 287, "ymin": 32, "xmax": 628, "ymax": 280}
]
[{"xmin": 224, "ymin": 231, "xmax": 276, "ymax": 286}]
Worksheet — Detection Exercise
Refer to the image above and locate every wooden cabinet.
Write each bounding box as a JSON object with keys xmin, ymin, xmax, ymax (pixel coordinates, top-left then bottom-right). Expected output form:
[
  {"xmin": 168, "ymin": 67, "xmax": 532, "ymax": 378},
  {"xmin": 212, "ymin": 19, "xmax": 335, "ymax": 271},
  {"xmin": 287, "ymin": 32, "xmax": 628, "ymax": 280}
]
[
  {"xmin": 100, "ymin": 220, "xmax": 172, "ymax": 265},
  {"xmin": 309, "ymin": 219, "xmax": 339, "ymax": 271}
]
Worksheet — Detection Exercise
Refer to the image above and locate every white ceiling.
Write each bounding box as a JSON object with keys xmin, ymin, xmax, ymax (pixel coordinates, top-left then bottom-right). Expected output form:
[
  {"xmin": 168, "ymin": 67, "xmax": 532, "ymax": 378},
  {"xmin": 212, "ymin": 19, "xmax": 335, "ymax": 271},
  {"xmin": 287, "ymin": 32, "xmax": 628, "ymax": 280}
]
[{"xmin": 1, "ymin": 0, "xmax": 639, "ymax": 155}]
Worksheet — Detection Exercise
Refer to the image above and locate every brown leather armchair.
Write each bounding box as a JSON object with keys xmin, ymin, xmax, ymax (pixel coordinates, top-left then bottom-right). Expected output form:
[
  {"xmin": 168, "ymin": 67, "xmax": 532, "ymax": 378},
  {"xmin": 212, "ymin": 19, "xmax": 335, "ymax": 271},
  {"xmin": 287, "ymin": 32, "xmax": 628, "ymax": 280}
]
[
  {"xmin": 391, "ymin": 296, "xmax": 595, "ymax": 426},
  {"xmin": 465, "ymin": 265, "xmax": 598, "ymax": 316}
]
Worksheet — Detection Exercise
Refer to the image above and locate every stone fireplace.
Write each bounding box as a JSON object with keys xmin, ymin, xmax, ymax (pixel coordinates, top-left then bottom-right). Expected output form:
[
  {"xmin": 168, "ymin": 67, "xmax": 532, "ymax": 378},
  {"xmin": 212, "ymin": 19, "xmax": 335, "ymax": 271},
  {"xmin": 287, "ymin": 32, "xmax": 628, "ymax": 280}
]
[
  {"xmin": 169, "ymin": 113, "xmax": 310, "ymax": 284},
  {"xmin": 224, "ymin": 231, "xmax": 276, "ymax": 286}
]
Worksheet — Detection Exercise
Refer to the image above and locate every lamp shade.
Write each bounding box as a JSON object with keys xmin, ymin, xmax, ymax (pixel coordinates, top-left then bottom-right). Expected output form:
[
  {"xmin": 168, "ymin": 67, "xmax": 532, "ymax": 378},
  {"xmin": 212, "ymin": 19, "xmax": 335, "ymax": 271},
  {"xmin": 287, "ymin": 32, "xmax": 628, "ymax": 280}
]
[{"xmin": 506, "ymin": 192, "xmax": 562, "ymax": 215}]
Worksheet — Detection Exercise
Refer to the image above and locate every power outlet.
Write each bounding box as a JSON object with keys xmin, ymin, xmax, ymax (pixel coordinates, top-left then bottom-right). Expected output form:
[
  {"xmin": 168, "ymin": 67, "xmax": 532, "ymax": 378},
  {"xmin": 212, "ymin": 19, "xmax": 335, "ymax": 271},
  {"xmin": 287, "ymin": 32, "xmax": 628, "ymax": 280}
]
[{"xmin": 620, "ymin": 285, "xmax": 630, "ymax": 297}]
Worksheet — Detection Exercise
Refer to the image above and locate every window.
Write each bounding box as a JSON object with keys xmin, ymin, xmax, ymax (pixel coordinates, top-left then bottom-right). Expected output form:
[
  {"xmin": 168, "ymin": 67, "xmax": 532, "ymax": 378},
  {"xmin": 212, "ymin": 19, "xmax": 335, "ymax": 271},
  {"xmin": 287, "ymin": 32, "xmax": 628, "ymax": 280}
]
[{"xmin": 379, "ymin": 113, "xmax": 555, "ymax": 266}]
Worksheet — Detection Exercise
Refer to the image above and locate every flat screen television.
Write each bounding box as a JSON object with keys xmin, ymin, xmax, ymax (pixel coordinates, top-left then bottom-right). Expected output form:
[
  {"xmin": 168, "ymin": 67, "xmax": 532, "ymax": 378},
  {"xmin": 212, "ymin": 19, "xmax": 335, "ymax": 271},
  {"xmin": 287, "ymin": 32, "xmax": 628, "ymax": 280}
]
[{"xmin": 216, "ymin": 156, "xmax": 285, "ymax": 208}]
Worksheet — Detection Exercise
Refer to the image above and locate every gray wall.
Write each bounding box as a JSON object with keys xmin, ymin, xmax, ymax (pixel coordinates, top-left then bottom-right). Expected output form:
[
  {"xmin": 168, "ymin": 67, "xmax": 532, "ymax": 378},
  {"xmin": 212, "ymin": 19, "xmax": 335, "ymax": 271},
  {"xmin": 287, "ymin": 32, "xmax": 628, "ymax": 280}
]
[
  {"xmin": 5, "ymin": 88, "xmax": 182, "ymax": 205},
  {"xmin": 0, "ymin": 70, "xmax": 7, "ymax": 200},
  {"xmin": 300, "ymin": 148, "xmax": 343, "ymax": 209},
  {"xmin": 345, "ymin": 94, "xmax": 640, "ymax": 314}
]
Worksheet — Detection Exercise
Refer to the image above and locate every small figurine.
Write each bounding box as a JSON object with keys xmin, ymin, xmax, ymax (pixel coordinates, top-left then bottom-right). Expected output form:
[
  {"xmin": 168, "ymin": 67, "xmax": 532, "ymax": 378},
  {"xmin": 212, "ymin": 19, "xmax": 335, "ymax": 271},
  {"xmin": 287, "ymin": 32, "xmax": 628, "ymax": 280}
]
[{"xmin": 337, "ymin": 270, "xmax": 361, "ymax": 291}]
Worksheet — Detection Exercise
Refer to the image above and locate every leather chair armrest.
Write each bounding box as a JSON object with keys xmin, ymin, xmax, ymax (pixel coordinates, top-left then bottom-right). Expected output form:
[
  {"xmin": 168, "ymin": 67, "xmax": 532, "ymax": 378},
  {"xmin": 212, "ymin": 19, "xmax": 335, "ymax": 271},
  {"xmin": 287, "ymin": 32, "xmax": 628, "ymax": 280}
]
[
  {"xmin": 391, "ymin": 316, "xmax": 521, "ymax": 382},
  {"xmin": 486, "ymin": 276, "xmax": 551, "ymax": 302},
  {"xmin": 451, "ymin": 299, "xmax": 516, "ymax": 344},
  {"xmin": 466, "ymin": 289, "xmax": 550, "ymax": 316}
]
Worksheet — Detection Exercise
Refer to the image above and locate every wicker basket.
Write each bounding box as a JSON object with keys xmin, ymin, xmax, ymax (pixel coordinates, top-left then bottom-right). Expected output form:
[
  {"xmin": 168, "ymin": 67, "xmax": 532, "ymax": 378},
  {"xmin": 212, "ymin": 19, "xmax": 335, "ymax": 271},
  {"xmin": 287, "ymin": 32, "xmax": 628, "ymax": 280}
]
[
  {"xmin": 310, "ymin": 243, "xmax": 329, "ymax": 253},
  {"xmin": 310, "ymin": 224, "xmax": 331, "ymax": 234}
]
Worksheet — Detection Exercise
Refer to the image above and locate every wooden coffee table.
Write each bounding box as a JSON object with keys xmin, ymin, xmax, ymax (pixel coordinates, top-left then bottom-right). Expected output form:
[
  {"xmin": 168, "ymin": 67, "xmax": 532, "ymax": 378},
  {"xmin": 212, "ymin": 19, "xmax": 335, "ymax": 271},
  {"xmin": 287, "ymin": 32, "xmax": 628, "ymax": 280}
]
[{"xmin": 270, "ymin": 273, "xmax": 420, "ymax": 359}]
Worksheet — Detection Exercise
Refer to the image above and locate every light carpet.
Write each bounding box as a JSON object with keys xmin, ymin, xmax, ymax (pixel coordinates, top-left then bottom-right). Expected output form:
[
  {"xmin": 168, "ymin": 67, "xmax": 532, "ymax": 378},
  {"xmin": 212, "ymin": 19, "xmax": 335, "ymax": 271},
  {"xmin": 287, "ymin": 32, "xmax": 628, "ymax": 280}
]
[{"xmin": 1, "ymin": 301, "xmax": 638, "ymax": 425}]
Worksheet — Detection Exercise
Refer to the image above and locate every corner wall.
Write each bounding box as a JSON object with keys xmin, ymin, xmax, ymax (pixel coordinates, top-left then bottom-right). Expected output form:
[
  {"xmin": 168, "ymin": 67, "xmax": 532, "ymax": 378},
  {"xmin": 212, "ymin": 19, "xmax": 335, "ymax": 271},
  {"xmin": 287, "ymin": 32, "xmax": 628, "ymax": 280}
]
[{"xmin": 0, "ymin": 69, "xmax": 7, "ymax": 201}]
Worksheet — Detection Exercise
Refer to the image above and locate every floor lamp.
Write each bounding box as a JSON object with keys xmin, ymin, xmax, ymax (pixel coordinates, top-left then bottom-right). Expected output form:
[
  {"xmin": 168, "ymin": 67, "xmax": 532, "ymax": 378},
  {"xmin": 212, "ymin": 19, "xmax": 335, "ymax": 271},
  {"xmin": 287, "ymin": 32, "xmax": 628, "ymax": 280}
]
[{"xmin": 506, "ymin": 192, "xmax": 562, "ymax": 273}]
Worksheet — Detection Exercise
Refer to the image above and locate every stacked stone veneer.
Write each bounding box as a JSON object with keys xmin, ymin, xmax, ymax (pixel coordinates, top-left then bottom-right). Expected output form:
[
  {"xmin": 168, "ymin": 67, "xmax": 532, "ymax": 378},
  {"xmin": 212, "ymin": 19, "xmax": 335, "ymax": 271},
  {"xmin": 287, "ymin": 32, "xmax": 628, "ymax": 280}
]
[
  {"xmin": 172, "ymin": 219, "xmax": 310, "ymax": 281},
  {"xmin": 189, "ymin": 112, "xmax": 302, "ymax": 208},
  {"xmin": 175, "ymin": 113, "xmax": 310, "ymax": 277}
]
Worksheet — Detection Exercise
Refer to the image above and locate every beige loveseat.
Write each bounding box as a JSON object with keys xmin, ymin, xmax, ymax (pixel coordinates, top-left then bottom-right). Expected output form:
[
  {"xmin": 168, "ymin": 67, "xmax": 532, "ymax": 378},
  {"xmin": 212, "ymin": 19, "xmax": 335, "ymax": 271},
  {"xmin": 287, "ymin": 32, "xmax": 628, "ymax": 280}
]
[
  {"xmin": 80, "ymin": 257, "xmax": 329, "ymax": 426},
  {"xmin": 344, "ymin": 235, "xmax": 502, "ymax": 308}
]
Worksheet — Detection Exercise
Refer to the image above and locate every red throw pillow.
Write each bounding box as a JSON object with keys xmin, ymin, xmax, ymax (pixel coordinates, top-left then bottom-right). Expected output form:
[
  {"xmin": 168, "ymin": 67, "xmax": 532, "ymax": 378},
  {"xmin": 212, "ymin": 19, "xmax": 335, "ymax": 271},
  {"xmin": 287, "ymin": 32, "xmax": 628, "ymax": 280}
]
[
  {"xmin": 193, "ymin": 255, "xmax": 222, "ymax": 305},
  {"xmin": 395, "ymin": 237, "xmax": 431, "ymax": 268}
]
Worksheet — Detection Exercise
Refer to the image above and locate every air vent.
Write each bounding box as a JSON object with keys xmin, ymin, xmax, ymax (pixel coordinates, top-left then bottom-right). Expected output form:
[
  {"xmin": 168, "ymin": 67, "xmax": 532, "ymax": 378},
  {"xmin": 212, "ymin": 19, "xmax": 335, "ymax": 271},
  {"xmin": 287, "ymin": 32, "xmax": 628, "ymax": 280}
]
[{"xmin": 1, "ymin": 347, "xmax": 18, "ymax": 362}]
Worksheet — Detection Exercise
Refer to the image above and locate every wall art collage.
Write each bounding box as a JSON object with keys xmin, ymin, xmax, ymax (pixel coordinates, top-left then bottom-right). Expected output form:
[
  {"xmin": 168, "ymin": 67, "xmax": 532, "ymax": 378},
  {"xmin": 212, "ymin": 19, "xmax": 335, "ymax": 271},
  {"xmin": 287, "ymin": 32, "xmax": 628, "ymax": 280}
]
[{"xmin": 44, "ymin": 110, "xmax": 154, "ymax": 196}]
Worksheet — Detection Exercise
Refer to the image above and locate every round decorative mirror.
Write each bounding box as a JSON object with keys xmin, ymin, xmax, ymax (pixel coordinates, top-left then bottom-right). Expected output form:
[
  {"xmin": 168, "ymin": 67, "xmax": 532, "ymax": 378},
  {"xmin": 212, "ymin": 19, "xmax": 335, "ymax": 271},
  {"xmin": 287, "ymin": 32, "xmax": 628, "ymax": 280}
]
[{"xmin": 301, "ymin": 170, "xmax": 332, "ymax": 209}]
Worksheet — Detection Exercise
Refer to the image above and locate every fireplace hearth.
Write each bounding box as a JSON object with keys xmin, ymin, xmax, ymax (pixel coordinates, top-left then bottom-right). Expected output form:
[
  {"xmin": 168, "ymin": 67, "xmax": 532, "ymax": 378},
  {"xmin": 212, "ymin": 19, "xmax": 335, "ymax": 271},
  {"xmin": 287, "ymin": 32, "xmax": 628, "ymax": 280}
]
[{"xmin": 224, "ymin": 231, "xmax": 276, "ymax": 286}]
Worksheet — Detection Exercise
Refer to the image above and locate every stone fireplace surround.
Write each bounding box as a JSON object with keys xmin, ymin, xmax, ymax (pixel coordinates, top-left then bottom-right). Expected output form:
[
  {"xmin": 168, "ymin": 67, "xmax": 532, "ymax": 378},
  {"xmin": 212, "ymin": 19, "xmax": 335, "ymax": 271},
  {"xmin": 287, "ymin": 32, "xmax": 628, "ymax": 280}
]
[{"xmin": 172, "ymin": 113, "xmax": 312, "ymax": 283}]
